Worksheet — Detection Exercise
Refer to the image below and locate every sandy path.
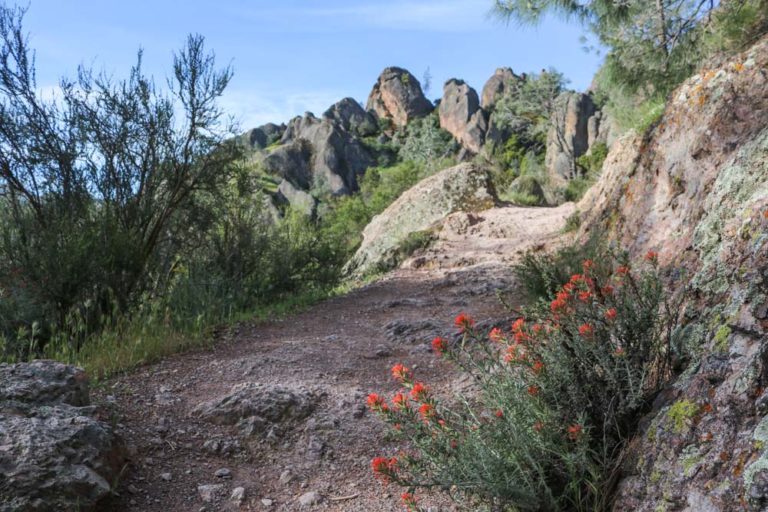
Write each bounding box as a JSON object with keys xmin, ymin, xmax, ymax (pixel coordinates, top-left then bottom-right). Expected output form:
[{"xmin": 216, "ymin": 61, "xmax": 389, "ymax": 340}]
[{"xmin": 96, "ymin": 203, "xmax": 574, "ymax": 512}]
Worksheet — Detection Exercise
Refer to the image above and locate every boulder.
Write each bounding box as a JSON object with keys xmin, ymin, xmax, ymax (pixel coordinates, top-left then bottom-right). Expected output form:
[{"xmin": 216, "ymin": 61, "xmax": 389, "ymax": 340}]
[
  {"xmin": 366, "ymin": 67, "xmax": 433, "ymax": 128},
  {"xmin": 438, "ymin": 79, "xmax": 486, "ymax": 153},
  {"xmin": 241, "ymin": 123, "xmax": 285, "ymax": 150},
  {"xmin": 0, "ymin": 361, "xmax": 124, "ymax": 512},
  {"xmin": 323, "ymin": 97, "xmax": 377, "ymax": 137},
  {"xmin": 345, "ymin": 163, "xmax": 497, "ymax": 276},
  {"xmin": 275, "ymin": 113, "xmax": 375, "ymax": 196},
  {"xmin": 545, "ymin": 92, "xmax": 596, "ymax": 188},
  {"xmin": 192, "ymin": 382, "xmax": 318, "ymax": 437},
  {"xmin": 481, "ymin": 67, "xmax": 521, "ymax": 110},
  {"xmin": 276, "ymin": 179, "xmax": 317, "ymax": 216}
]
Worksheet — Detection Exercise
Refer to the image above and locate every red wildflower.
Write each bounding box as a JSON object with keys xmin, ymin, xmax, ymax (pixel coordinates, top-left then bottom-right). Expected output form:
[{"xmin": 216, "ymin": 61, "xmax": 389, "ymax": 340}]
[
  {"xmin": 532, "ymin": 360, "xmax": 545, "ymax": 374},
  {"xmin": 605, "ymin": 308, "xmax": 617, "ymax": 321},
  {"xmin": 454, "ymin": 313, "xmax": 475, "ymax": 332},
  {"xmin": 616, "ymin": 265, "xmax": 630, "ymax": 275},
  {"xmin": 601, "ymin": 285, "xmax": 614, "ymax": 296},
  {"xmin": 495, "ymin": 409, "xmax": 504, "ymax": 418},
  {"xmin": 532, "ymin": 323, "xmax": 543, "ymax": 335},
  {"xmin": 418, "ymin": 403, "xmax": 435, "ymax": 420},
  {"xmin": 567, "ymin": 423, "xmax": 583, "ymax": 440},
  {"xmin": 512, "ymin": 318, "xmax": 525, "ymax": 333},
  {"xmin": 514, "ymin": 330, "xmax": 529, "ymax": 344},
  {"xmin": 534, "ymin": 421, "xmax": 544, "ymax": 432},
  {"xmin": 431, "ymin": 336, "xmax": 448, "ymax": 355},
  {"xmin": 583, "ymin": 259, "xmax": 594, "ymax": 271},
  {"xmin": 450, "ymin": 439, "xmax": 458, "ymax": 449},
  {"xmin": 410, "ymin": 382, "xmax": 429, "ymax": 401},
  {"xmin": 562, "ymin": 282, "xmax": 575, "ymax": 293},
  {"xmin": 570, "ymin": 274, "xmax": 583, "ymax": 284},
  {"xmin": 578, "ymin": 323, "xmax": 594, "ymax": 337},
  {"xmin": 578, "ymin": 291, "xmax": 592, "ymax": 302},
  {"xmin": 391, "ymin": 363, "xmax": 411, "ymax": 383},
  {"xmin": 613, "ymin": 347, "xmax": 625, "ymax": 357},
  {"xmin": 367, "ymin": 393, "xmax": 389, "ymax": 412},
  {"xmin": 551, "ymin": 296, "xmax": 568, "ymax": 313},
  {"xmin": 401, "ymin": 492, "xmax": 418, "ymax": 509},
  {"xmin": 527, "ymin": 385, "xmax": 540, "ymax": 396},
  {"xmin": 644, "ymin": 250, "xmax": 658, "ymax": 262},
  {"xmin": 392, "ymin": 392, "xmax": 408, "ymax": 409},
  {"xmin": 489, "ymin": 327, "xmax": 503, "ymax": 343},
  {"xmin": 372, "ymin": 456, "xmax": 398, "ymax": 481}
]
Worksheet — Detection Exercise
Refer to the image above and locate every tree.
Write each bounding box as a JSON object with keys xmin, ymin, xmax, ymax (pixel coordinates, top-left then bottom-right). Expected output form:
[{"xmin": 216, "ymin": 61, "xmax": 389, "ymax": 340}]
[{"xmin": 0, "ymin": 5, "xmax": 240, "ymax": 340}]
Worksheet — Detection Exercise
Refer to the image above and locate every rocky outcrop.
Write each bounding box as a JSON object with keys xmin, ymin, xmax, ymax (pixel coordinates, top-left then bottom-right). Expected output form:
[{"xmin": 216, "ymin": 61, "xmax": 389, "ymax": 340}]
[
  {"xmin": 576, "ymin": 35, "xmax": 768, "ymax": 511},
  {"xmin": 241, "ymin": 123, "xmax": 285, "ymax": 150},
  {"xmin": 0, "ymin": 360, "xmax": 124, "ymax": 512},
  {"xmin": 345, "ymin": 163, "xmax": 497, "ymax": 276},
  {"xmin": 193, "ymin": 382, "xmax": 318, "ymax": 438},
  {"xmin": 481, "ymin": 67, "xmax": 521, "ymax": 109},
  {"xmin": 323, "ymin": 97, "xmax": 377, "ymax": 137},
  {"xmin": 545, "ymin": 91, "xmax": 597, "ymax": 188},
  {"xmin": 366, "ymin": 67, "xmax": 433, "ymax": 128},
  {"xmin": 276, "ymin": 179, "xmax": 316, "ymax": 217},
  {"xmin": 438, "ymin": 79, "xmax": 487, "ymax": 153},
  {"xmin": 265, "ymin": 112, "xmax": 375, "ymax": 205}
]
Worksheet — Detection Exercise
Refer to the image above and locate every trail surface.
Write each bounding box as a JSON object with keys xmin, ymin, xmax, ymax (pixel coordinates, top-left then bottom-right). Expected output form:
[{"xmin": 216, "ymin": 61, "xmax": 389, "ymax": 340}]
[{"xmin": 98, "ymin": 204, "xmax": 574, "ymax": 511}]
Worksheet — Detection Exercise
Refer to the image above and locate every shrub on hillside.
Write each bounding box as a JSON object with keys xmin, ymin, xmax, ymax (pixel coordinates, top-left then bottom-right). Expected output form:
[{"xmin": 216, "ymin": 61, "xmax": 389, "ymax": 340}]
[{"xmin": 368, "ymin": 251, "xmax": 678, "ymax": 511}]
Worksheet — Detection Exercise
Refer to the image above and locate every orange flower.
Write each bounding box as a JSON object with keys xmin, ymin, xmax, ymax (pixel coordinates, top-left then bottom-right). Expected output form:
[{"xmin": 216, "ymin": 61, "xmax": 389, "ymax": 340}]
[
  {"xmin": 367, "ymin": 393, "xmax": 389, "ymax": 412},
  {"xmin": 578, "ymin": 291, "xmax": 592, "ymax": 302},
  {"xmin": 489, "ymin": 327, "xmax": 503, "ymax": 343},
  {"xmin": 372, "ymin": 456, "xmax": 398, "ymax": 481},
  {"xmin": 392, "ymin": 392, "xmax": 408, "ymax": 409},
  {"xmin": 418, "ymin": 403, "xmax": 435, "ymax": 420},
  {"xmin": 431, "ymin": 336, "xmax": 448, "ymax": 355},
  {"xmin": 567, "ymin": 423, "xmax": 583, "ymax": 440},
  {"xmin": 601, "ymin": 285, "xmax": 614, "ymax": 296},
  {"xmin": 391, "ymin": 363, "xmax": 411, "ymax": 383},
  {"xmin": 570, "ymin": 274, "xmax": 583, "ymax": 284},
  {"xmin": 527, "ymin": 385, "xmax": 540, "ymax": 396},
  {"xmin": 578, "ymin": 323, "xmax": 594, "ymax": 337},
  {"xmin": 532, "ymin": 360, "xmax": 545, "ymax": 374},
  {"xmin": 512, "ymin": 318, "xmax": 525, "ymax": 333},
  {"xmin": 410, "ymin": 382, "xmax": 429, "ymax": 401},
  {"xmin": 401, "ymin": 492, "xmax": 418, "ymax": 509},
  {"xmin": 562, "ymin": 282, "xmax": 575, "ymax": 293},
  {"xmin": 616, "ymin": 265, "xmax": 630, "ymax": 275},
  {"xmin": 645, "ymin": 250, "xmax": 658, "ymax": 262},
  {"xmin": 582, "ymin": 259, "xmax": 594, "ymax": 271},
  {"xmin": 605, "ymin": 308, "xmax": 617, "ymax": 321},
  {"xmin": 514, "ymin": 330, "xmax": 529, "ymax": 344},
  {"xmin": 454, "ymin": 313, "xmax": 475, "ymax": 332},
  {"xmin": 532, "ymin": 323, "xmax": 543, "ymax": 335},
  {"xmin": 495, "ymin": 409, "xmax": 504, "ymax": 418}
]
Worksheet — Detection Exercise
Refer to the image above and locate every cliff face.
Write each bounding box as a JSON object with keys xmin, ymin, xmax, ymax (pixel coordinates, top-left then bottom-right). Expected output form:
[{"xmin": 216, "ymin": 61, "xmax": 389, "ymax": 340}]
[{"xmin": 578, "ymin": 35, "xmax": 768, "ymax": 511}]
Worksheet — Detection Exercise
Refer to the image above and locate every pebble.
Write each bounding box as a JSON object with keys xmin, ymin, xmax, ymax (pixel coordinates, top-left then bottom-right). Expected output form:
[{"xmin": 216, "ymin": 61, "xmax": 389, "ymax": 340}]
[
  {"xmin": 298, "ymin": 491, "xmax": 321, "ymax": 506},
  {"xmin": 230, "ymin": 487, "xmax": 246, "ymax": 504},
  {"xmin": 214, "ymin": 468, "xmax": 232, "ymax": 479},
  {"xmin": 279, "ymin": 470, "xmax": 293, "ymax": 484},
  {"xmin": 159, "ymin": 472, "xmax": 172, "ymax": 482},
  {"xmin": 261, "ymin": 498, "xmax": 274, "ymax": 506},
  {"xmin": 197, "ymin": 484, "xmax": 224, "ymax": 503}
]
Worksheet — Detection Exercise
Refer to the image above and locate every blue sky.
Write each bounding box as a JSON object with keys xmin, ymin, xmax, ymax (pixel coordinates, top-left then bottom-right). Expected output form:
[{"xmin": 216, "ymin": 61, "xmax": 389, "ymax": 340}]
[{"xmin": 22, "ymin": 0, "xmax": 604, "ymax": 130}]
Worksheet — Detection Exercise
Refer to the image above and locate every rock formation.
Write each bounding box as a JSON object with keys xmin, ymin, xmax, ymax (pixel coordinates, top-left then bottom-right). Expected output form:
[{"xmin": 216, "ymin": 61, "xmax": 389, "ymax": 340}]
[
  {"xmin": 345, "ymin": 163, "xmax": 497, "ymax": 276},
  {"xmin": 577, "ymin": 35, "xmax": 768, "ymax": 511},
  {"xmin": 366, "ymin": 67, "xmax": 433, "ymax": 128},
  {"xmin": 323, "ymin": 97, "xmax": 377, "ymax": 137},
  {"xmin": 544, "ymin": 91, "xmax": 597, "ymax": 188},
  {"xmin": 241, "ymin": 122, "xmax": 285, "ymax": 150},
  {"xmin": 438, "ymin": 79, "xmax": 487, "ymax": 153},
  {"xmin": 0, "ymin": 360, "xmax": 125, "ymax": 512},
  {"xmin": 481, "ymin": 67, "xmax": 521, "ymax": 109}
]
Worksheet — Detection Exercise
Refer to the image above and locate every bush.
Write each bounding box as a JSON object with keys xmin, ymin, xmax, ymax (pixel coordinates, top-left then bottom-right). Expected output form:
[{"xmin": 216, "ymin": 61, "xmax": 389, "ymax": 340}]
[{"xmin": 368, "ymin": 250, "xmax": 678, "ymax": 511}]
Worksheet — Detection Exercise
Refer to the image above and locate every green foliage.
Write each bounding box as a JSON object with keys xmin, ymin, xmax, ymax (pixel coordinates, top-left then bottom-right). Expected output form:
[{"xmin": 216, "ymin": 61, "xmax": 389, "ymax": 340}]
[
  {"xmin": 563, "ymin": 211, "xmax": 582, "ymax": 233},
  {"xmin": 513, "ymin": 234, "xmax": 606, "ymax": 301},
  {"xmin": 564, "ymin": 177, "xmax": 592, "ymax": 202},
  {"xmin": 701, "ymin": 0, "xmax": 768, "ymax": 54},
  {"xmin": 398, "ymin": 112, "xmax": 457, "ymax": 167},
  {"xmin": 576, "ymin": 142, "xmax": 608, "ymax": 176},
  {"xmin": 369, "ymin": 248, "xmax": 677, "ymax": 510}
]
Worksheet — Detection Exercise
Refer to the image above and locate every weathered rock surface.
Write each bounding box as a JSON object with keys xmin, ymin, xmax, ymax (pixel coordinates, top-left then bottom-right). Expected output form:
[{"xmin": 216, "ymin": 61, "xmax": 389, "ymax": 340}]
[
  {"xmin": 366, "ymin": 67, "xmax": 433, "ymax": 128},
  {"xmin": 439, "ymin": 79, "xmax": 486, "ymax": 153},
  {"xmin": 0, "ymin": 360, "xmax": 124, "ymax": 512},
  {"xmin": 323, "ymin": 97, "xmax": 377, "ymax": 137},
  {"xmin": 481, "ymin": 67, "xmax": 521, "ymax": 109},
  {"xmin": 578, "ymin": 35, "xmax": 768, "ymax": 511},
  {"xmin": 265, "ymin": 112, "xmax": 375, "ymax": 202},
  {"xmin": 276, "ymin": 179, "xmax": 317, "ymax": 217},
  {"xmin": 346, "ymin": 163, "xmax": 497, "ymax": 276},
  {"xmin": 545, "ymin": 91, "xmax": 596, "ymax": 191},
  {"xmin": 192, "ymin": 382, "xmax": 318, "ymax": 437},
  {"xmin": 241, "ymin": 123, "xmax": 285, "ymax": 150}
]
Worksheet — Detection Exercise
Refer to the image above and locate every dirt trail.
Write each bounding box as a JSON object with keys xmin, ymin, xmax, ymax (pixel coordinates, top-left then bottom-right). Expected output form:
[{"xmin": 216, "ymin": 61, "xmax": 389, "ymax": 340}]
[{"xmin": 97, "ymin": 204, "xmax": 574, "ymax": 512}]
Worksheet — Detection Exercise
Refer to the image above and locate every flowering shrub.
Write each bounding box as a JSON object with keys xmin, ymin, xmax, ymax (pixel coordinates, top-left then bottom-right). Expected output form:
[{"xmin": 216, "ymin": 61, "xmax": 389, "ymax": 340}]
[{"xmin": 369, "ymin": 251, "xmax": 678, "ymax": 511}]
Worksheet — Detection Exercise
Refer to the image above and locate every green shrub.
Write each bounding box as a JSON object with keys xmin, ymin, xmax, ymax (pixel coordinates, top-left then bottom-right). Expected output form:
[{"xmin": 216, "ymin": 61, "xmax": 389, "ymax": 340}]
[
  {"xmin": 513, "ymin": 234, "xmax": 606, "ymax": 301},
  {"xmin": 701, "ymin": 0, "xmax": 768, "ymax": 55},
  {"xmin": 563, "ymin": 211, "xmax": 582, "ymax": 233},
  {"xmin": 368, "ymin": 250, "xmax": 677, "ymax": 510},
  {"xmin": 576, "ymin": 143, "xmax": 609, "ymax": 176}
]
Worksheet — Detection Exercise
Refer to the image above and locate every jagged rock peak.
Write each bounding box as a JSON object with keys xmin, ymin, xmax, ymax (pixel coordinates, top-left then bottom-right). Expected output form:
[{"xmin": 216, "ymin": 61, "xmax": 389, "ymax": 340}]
[
  {"xmin": 366, "ymin": 66, "xmax": 433, "ymax": 128},
  {"xmin": 439, "ymin": 79, "xmax": 486, "ymax": 154},
  {"xmin": 322, "ymin": 97, "xmax": 377, "ymax": 136},
  {"xmin": 481, "ymin": 67, "xmax": 522, "ymax": 109}
]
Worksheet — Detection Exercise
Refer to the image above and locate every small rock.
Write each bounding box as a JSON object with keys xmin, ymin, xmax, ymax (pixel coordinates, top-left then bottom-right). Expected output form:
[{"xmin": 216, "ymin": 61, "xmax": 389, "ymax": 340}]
[
  {"xmin": 261, "ymin": 498, "xmax": 274, "ymax": 507},
  {"xmin": 198, "ymin": 484, "xmax": 224, "ymax": 503},
  {"xmin": 159, "ymin": 472, "xmax": 172, "ymax": 482},
  {"xmin": 214, "ymin": 467, "xmax": 232, "ymax": 479},
  {"xmin": 298, "ymin": 491, "xmax": 322, "ymax": 506},
  {"xmin": 279, "ymin": 469, "xmax": 293, "ymax": 484},
  {"xmin": 230, "ymin": 486, "xmax": 246, "ymax": 505}
]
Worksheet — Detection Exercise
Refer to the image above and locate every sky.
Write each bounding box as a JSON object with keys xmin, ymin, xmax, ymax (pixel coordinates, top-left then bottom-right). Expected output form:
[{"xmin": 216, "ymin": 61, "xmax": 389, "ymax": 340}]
[{"xmin": 21, "ymin": 0, "xmax": 604, "ymax": 131}]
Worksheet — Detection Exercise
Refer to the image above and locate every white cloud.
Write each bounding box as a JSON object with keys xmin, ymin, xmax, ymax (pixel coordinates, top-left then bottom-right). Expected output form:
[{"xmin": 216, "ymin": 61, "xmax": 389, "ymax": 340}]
[{"xmin": 219, "ymin": 87, "xmax": 350, "ymax": 130}]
